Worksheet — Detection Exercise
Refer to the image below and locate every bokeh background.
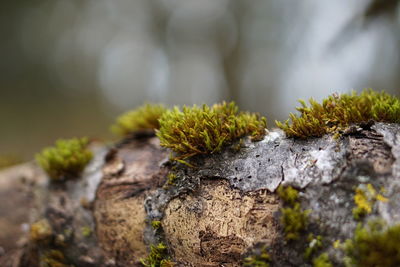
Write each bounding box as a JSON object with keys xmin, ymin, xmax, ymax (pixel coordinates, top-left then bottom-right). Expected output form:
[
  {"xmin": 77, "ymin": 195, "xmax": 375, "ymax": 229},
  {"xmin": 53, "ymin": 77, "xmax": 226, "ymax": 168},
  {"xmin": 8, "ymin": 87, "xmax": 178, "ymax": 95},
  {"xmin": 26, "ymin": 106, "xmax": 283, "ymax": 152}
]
[{"xmin": 1, "ymin": 0, "xmax": 400, "ymax": 162}]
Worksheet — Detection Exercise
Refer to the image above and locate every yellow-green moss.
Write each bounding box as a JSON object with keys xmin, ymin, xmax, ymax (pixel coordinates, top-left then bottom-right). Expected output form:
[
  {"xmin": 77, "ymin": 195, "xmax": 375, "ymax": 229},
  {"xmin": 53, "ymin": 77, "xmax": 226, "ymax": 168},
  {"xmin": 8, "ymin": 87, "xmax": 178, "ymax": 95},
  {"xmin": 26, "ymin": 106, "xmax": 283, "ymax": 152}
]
[
  {"xmin": 243, "ymin": 246, "xmax": 270, "ymax": 267},
  {"xmin": 36, "ymin": 137, "xmax": 93, "ymax": 181},
  {"xmin": 30, "ymin": 219, "xmax": 53, "ymax": 243},
  {"xmin": 313, "ymin": 253, "xmax": 333, "ymax": 267},
  {"xmin": 111, "ymin": 103, "xmax": 167, "ymax": 136},
  {"xmin": 304, "ymin": 234, "xmax": 323, "ymax": 260},
  {"xmin": 352, "ymin": 184, "xmax": 388, "ymax": 220},
  {"xmin": 277, "ymin": 185, "xmax": 310, "ymax": 241},
  {"xmin": 344, "ymin": 220, "xmax": 400, "ymax": 267},
  {"xmin": 157, "ymin": 102, "xmax": 267, "ymax": 159},
  {"xmin": 151, "ymin": 220, "xmax": 162, "ymax": 230},
  {"xmin": 40, "ymin": 250, "xmax": 69, "ymax": 267},
  {"xmin": 276, "ymin": 89, "xmax": 400, "ymax": 138},
  {"xmin": 81, "ymin": 226, "xmax": 92, "ymax": 237},
  {"xmin": 140, "ymin": 243, "xmax": 174, "ymax": 267}
]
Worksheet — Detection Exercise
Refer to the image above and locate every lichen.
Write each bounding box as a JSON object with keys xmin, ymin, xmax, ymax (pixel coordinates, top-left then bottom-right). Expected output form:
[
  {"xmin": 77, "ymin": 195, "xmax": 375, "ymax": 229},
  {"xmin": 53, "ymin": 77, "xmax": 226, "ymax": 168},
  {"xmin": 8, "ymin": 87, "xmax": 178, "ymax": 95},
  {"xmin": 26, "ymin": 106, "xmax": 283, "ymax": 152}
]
[
  {"xmin": 352, "ymin": 184, "xmax": 388, "ymax": 220},
  {"xmin": 111, "ymin": 103, "xmax": 167, "ymax": 136},
  {"xmin": 313, "ymin": 253, "xmax": 333, "ymax": 267},
  {"xmin": 36, "ymin": 137, "xmax": 93, "ymax": 181},
  {"xmin": 30, "ymin": 219, "xmax": 53, "ymax": 243},
  {"xmin": 276, "ymin": 89, "xmax": 400, "ymax": 138},
  {"xmin": 157, "ymin": 102, "xmax": 267, "ymax": 159},
  {"xmin": 140, "ymin": 243, "xmax": 174, "ymax": 267},
  {"xmin": 243, "ymin": 246, "xmax": 270, "ymax": 267},
  {"xmin": 277, "ymin": 186, "xmax": 310, "ymax": 241},
  {"xmin": 344, "ymin": 220, "xmax": 400, "ymax": 267}
]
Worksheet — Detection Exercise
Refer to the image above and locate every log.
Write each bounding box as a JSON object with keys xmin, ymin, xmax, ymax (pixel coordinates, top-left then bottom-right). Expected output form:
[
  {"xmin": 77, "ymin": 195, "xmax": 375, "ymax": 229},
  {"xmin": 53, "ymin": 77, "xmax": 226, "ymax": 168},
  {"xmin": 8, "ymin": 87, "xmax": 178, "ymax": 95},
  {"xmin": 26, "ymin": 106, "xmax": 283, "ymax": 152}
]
[{"xmin": 1, "ymin": 122, "xmax": 400, "ymax": 266}]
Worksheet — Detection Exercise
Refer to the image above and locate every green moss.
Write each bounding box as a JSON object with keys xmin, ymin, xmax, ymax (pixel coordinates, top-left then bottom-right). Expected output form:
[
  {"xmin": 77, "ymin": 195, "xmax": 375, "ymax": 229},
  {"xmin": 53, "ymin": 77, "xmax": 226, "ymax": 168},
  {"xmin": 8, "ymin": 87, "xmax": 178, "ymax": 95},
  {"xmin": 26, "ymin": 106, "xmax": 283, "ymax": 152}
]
[
  {"xmin": 304, "ymin": 234, "xmax": 323, "ymax": 260},
  {"xmin": 140, "ymin": 243, "xmax": 174, "ymax": 267},
  {"xmin": 243, "ymin": 246, "xmax": 270, "ymax": 267},
  {"xmin": 313, "ymin": 253, "xmax": 333, "ymax": 267},
  {"xmin": 30, "ymin": 219, "xmax": 53, "ymax": 243},
  {"xmin": 36, "ymin": 137, "xmax": 93, "ymax": 181},
  {"xmin": 157, "ymin": 102, "xmax": 267, "ymax": 159},
  {"xmin": 344, "ymin": 220, "xmax": 400, "ymax": 267},
  {"xmin": 40, "ymin": 250, "xmax": 69, "ymax": 267},
  {"xmin": 166, "ymin": 173, "xmax": 177, "ymax": 185},
  {"xmin": 151, "ymin": 220, "xmax": 162, "ymax": 230},
  {"xmin": 111, "ymin": 103, "xmax": 167, "ymax": 136},
  {"xmin": 277, "ymin": 185, "xmax": 299, "ymax": 206},
  {"xmin": 276, "ymin": 89, "xmax": 400, "ymax": 138},
  {"xmin": 352, "ymin": 184, "xmax": 388, "ymax": 221},
  {"xmin": 81, "ymin": 226, "xmax": 92, "ymax": 237}
]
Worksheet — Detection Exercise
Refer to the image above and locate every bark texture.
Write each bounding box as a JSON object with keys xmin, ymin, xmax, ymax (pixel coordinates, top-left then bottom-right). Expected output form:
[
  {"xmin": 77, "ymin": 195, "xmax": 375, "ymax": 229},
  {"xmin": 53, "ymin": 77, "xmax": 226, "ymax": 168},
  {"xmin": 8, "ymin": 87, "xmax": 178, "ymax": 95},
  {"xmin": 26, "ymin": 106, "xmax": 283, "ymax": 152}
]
[{"xmin": 1, "ymin": 122, "xmax": 400, "ymax": 266}]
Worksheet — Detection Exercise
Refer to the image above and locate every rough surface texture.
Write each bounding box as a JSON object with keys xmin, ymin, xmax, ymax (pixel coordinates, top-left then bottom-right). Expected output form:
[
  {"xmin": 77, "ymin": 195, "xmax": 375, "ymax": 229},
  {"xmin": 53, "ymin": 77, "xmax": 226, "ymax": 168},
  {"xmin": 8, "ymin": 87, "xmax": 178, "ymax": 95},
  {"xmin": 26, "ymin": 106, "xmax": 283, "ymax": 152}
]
[
  {"xmin": 1, "ymin": 122, "xmax": 400, "ymax": 266},
  {"xmin": 162, "ymin": 179, "xmax": 279, "ymax": 266}
]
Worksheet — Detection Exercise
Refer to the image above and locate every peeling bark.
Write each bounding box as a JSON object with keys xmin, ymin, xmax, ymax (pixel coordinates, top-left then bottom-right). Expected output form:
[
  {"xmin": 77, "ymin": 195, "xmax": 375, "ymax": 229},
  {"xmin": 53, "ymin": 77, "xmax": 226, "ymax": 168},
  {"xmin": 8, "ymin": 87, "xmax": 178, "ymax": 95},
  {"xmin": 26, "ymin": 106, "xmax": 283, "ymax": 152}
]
[{"xmin": 1, "ymin": 122, "xmax": 400, "ymax": 266}]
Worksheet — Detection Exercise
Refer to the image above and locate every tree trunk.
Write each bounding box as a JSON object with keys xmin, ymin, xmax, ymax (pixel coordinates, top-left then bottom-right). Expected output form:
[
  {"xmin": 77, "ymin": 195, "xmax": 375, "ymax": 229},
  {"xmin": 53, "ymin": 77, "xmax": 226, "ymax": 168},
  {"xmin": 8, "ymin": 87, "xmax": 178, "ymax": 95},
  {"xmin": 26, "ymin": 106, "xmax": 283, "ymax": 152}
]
[{"xmin": 1, "ymin": 122, "xmax": 400, "ymax": 266}]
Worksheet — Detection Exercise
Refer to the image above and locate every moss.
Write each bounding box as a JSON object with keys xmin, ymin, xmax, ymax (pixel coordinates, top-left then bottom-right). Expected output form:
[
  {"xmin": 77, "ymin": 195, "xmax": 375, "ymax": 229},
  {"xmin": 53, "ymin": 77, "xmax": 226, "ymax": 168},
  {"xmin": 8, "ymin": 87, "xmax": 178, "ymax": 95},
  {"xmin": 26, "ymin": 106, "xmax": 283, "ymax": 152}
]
[
  {"xmin": 277, "ymin": 185, "xmax": 310, "ymax": 241},
  {"xmin": 157, "ymin": 102, "xmax": 267, "ymax": 159},
  {"xmin": 140, "ymin": 243, "xmax": 174, "ymax": 267},
  {"xmin": 166, "ymin": 173, "xmax": 177, "ymax": 185},
  {"xmin": 313, "ymin": 253, "xmax": 333, "ymax": 267},
  {"xmin": 344, "ymin": 220, "xmax": 400, "ymax": 267},
  {"xmin": 40, "ymin": 250, "xmax": 69, "ymax": 267},
  {"xmin": 277, "ymin": 185, "xmax": 299, "ymax": 206},
  {"xmin": 352, "ymin": 184, "xmax": 388, "ymax": 220},
  {"xmin": 243, "ymin": 246, "xmax": 270, "ymax": 267},
  {"xmin": 36, "ymin": 137, "xmax": 93, "ymax": 181},
  {"xmin": 81, "ymin": 226, "xmax": 92, "ymax": 237},
  {"xmin": 30, "ymin": 219, "xmax": 53, "ymax": 243},
  {"xmin": 304, "ymin": 234, "xmax": 323, "ymax": 260},
  {"xmin": 276, "ymin": 89, "xmax": 400, "ymax": 138},
  {"xmin": 111, "ymin": 103, "xmax": 167, "ymax": 136},
  {"xmin": 151, "ymin": 220, "xmax": 162, "ymax": 230}
]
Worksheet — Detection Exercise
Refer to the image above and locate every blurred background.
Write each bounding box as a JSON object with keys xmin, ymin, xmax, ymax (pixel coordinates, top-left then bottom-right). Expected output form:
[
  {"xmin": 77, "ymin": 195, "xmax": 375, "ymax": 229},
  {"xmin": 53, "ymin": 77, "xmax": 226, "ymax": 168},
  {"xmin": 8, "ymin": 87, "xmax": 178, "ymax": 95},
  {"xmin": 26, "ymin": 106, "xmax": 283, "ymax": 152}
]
[{"xmin": 1, "ymin": 0, "xmax": 399, "ymax": 163}]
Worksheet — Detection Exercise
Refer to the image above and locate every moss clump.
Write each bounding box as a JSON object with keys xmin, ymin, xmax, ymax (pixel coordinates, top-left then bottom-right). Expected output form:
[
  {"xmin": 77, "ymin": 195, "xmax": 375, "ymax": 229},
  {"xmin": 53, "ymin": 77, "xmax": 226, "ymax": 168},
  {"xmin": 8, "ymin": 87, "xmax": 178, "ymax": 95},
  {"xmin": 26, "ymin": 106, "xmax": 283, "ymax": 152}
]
[
  {"xmin": 30, "ymin": 219, "xmax": 53, "ymax": 243},
  {"xmin": 344, "ymin": 220, "xmax": 400, "ymax": 267},
  {"xmin": 81, "ymin": 226, "xmax": 92, "ymax": 237},
  {"xmin": 352, "ymin": 184, "xmax": 388, "ymax": 220},
  {"xmin": 243, "ymin": 246, "xmax": 270, "ymax": 267},
  {"xmin": 140, "ymin": 243, "xmax": 174, "ymax": 267},
  {"xmin": 36, "ymin": 137, "xmax": 93, "ymax": 181},
  {"xmin": 157, "ymin": 102, "xmax": 267, "ymax": 159},
  {"xmin": 278, "ymin": 186, "xmax": 310, "ymax": 241},
  {"xmin": 313, "ymin": 253, "xmax": 333, "ymax": 267},
  {"xmin": 111, "ymin": 103, "xmax": 167, "ymax": 136},
  {"xmin": 151, "ymin": 220, "xmax": 162, "ymax": 230},
  {"xmin": 40, "ymin": 250, "xmax": 69, "ymax": 267},
  {"xmin": 276, "ymin": 89, "xmax": 400, "ymax": 138},
  {"xmin": 304, "ymin": 234, "xmax": 323, "ymax": 260}
]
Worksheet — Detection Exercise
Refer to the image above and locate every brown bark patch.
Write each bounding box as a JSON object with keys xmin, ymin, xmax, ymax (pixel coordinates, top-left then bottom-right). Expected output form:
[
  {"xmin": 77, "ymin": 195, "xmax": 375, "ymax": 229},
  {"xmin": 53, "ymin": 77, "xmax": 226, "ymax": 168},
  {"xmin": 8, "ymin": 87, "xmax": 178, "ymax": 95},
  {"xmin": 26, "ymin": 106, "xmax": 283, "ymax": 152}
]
[
  {"xmin": 94, "ymin": 137, "xmax": 169, "ymax": 265},
  {"xmin": 162, "ymin": 179, "xmax": 279, "ymax": 266},
  {"xmin": 348, "ymin": 130, "xmax": 394, "ymax": 174}
]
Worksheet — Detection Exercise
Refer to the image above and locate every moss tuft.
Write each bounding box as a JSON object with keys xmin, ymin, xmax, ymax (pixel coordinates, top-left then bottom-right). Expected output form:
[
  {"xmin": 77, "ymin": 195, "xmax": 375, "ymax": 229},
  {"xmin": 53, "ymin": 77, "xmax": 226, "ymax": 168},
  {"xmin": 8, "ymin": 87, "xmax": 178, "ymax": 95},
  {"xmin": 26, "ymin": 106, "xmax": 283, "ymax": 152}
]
[
  {"xmin": 352, "ymin": 184, "xmax": 388, "ymax": 220},
  {"xmin": 243, "ymin": 246, "xmax": 270, "ymax": 267},
  {"xmin": 111, "ymin": 103, "xmax": 167, "ymax": 136},
  {"xmin": 157, "ymin": 102, "xmax": 267, "ymax": 159},
  {"xmin": 345, "ymin": 220, "xmax": 400, "ymax": 267},
  {"xmin": 30, "ymin": 219, "xmax": 53, "ymax": 243},
  {"xmin": 277, "ymin": 185, "xmax": 299, "ymax": 206},
  {"xmin": 304, "ymin": 234, "xmax": 323, "ymax": 260},
  {"xmin": 276, "ymin": 89, "xmax": 400, "ymax": 138},
  {"xmin": 151, "ymin": 220, "xmax": 162, "ymax": 230},
  {"xmin": 313, "ymin": 253, "xmax": 333, "ymax": 267},
  {"xmin": 140, "ymin": 243, "xmax": 174, "ymax": 267},
  {"xmin": 40, "ymin": 250, "xmax": 69, "ymax": 267},
  {"xmin": 36, "ymin": 137, "xmax": 93, "ymax": 181}
]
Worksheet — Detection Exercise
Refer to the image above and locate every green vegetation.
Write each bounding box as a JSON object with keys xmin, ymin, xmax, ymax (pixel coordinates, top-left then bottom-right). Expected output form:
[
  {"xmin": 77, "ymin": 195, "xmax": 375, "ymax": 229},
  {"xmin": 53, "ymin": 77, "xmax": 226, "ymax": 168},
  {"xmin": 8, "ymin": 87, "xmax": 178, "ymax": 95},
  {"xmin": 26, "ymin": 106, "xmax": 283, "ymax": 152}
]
[
  {"xmin": 81, "ymin": 226, "xmax": 92, "ymax": 237},
  {"xmin": 111, "ymin": 103, "xmax": 167, "ymax": 136},
  {"xmin": 304, "ymin": 234, "xmax": 323, "ymax": 260},
  {"xmin": 151, "ymin": 220, "xmax": 162, "ymax": 230},
  {"xmin": 277, "ymin": 185, "xmax": 310, "ymax": 241},
  {"xmin": 40, "ymin": 250, "xmax": 69, "ymax": 267},
  {"xmin": 243, "ymin": 246, "xmax": 270, "ymax": 267},
  {"xmin": 344, "ymin": 220, "xmax": 400, "ymax": 267},
  {"xmin": 276, "ymin": 89, "xmax": 400, "ymax": 138},
  {"xmin": 352, "ymin": 184, "xmax": 388, "ymax": 221},
  {"xmin": 313, "ymin": 253, "xmax": 333, "ymax": 267},
  {"xmin": 30, "ymin": 219, "xmax": 53, "ymax": 243},
  {"xmin": 157, "ymin": 102, "xmax": 267, "ymax": 159},
  {"xmin": 140, "ymin": 243, "xmax": 174, "ymax": 267},
  {"xmin": 36, "ymin": 137, "xmax": 93, "ymax": 181}
]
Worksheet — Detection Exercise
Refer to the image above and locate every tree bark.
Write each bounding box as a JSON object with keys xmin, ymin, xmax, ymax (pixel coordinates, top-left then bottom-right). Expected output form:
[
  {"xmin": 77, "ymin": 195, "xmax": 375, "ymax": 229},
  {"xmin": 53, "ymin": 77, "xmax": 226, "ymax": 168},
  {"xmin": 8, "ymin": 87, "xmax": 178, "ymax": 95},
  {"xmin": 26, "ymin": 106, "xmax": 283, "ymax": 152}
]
[{"xmin": 1, "ymin": 122, "xmax": 400, "ymax": 266}]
